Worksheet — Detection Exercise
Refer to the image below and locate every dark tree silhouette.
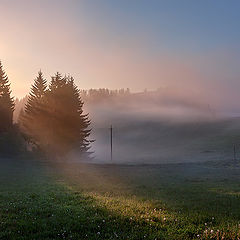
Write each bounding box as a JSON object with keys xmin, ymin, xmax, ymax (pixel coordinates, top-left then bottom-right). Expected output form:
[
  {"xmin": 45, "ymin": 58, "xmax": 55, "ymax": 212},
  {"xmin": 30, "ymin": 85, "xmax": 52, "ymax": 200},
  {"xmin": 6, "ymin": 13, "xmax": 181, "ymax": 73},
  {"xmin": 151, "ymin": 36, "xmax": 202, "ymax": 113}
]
[
  {"xmin": 65, "ymin": 76, "xmax": 91, "ymax": 153},
  {"xmin": 22, "ymin": 71, "xmax": 92, "ymax": 157},
  {"xmin": 21, "ymin": 71, "xmax": 48, "ymax": 147},
  {"xmin": 46, "ymin": 73, "xmax": 91, "ymax": 155},
  {"xmin": 25, "ymin": 70, "xmax": 47, "ymax": 115},
  {"xmin": 0, "ymin": 61, "xmax": 15, "ymax": 132}
]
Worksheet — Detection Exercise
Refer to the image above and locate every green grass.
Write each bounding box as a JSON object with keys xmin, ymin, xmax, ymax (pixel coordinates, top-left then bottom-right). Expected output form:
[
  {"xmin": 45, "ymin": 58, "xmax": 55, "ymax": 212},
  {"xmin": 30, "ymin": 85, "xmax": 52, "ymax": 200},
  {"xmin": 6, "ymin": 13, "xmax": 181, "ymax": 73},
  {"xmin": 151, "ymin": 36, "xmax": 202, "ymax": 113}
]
[{"xmin": 1, "ymin": 157, "xmax": 240, "ymax": 239}]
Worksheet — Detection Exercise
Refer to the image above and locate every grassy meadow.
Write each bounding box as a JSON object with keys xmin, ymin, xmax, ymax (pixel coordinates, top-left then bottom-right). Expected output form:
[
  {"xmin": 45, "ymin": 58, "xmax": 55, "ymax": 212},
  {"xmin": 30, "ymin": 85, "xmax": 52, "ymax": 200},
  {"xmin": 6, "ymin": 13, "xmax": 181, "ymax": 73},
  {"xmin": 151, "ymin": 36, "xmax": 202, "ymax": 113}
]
[{"xmin": 1, "ymin": 155, "xmax": 240, "ymax": 239}]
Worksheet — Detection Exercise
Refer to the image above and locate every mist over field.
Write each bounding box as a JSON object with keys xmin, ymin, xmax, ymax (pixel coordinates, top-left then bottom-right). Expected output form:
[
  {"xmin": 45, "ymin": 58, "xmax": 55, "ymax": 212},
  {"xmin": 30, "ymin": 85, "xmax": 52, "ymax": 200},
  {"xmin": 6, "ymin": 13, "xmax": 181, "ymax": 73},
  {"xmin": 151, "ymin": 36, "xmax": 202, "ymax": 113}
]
[
  {"xmin": 73, "ymin": 90, "xmax": 240, "ymax": 164},
  {"xmin": 14, "ymin": 88, "xmax": 240, "ymax": 165}
]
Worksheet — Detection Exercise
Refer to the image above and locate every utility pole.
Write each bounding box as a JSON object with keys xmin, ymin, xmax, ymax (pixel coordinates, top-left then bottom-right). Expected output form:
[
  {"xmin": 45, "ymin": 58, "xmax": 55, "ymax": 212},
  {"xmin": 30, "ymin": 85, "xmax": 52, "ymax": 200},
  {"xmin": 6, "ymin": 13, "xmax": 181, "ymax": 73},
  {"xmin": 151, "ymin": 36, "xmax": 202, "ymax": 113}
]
[
  {"xmin": 234, "ymin": 144, "xmax": 237, "ymax": 161},
  {"xmin": 110, "ymin": 125, "xmax": 113, "ymax": 162}
]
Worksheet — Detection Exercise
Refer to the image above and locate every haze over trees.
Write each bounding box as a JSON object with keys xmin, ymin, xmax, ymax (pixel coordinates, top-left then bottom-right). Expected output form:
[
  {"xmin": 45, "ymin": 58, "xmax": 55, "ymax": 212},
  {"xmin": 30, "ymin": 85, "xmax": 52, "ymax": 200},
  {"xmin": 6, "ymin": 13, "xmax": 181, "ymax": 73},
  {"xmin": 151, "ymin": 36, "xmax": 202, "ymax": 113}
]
[
  {"xmin": 0, "ymin": 60, "xmax": 92, "ymax": 158},
  {"xmin": 1, "ymin": 58, "xmax": 216, "ymax": 162},
  {"xmin": 0, "ymin": 61, "xmax": 14, "ymax": 132},
  {"xmin": 0, "ymin": 62, "xmax": 24, "ymax": 156},
  {"xmin": 20, "ymin": 71, "xmax": 92, "ymax": 157}
]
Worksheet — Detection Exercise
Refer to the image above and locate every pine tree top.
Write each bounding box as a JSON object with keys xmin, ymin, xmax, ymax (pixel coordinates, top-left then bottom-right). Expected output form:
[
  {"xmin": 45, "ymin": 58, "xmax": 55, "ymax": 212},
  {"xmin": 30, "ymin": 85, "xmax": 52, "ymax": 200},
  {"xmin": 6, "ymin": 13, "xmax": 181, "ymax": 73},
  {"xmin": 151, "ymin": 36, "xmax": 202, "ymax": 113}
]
[
  {"xmin": 0, "ymin": 60, "xmax": 15, "ymax": 131},
  {"xmin": 0, "ymin": 61, "xmax": 11, "ymax": 94},
  {"xmin": 30, "ymin": 70, "xmax": 48, "ymax": 98},
  {"xmin": 49, "ymin": 72, "xmax": 66, "ymax": 90},
  {"xmin": 25, "ymin": 70, "xmax": 48, "ymax": 114}
]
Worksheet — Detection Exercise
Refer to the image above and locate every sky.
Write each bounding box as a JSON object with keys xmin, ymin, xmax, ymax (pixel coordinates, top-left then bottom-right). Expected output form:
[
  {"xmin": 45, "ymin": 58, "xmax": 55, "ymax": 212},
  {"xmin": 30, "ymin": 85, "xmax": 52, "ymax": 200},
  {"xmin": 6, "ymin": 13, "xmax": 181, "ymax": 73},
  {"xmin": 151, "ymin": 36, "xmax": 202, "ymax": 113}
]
[{"xmin": 1, "ymin": 0, "xmax": 240, "ymax": 109}]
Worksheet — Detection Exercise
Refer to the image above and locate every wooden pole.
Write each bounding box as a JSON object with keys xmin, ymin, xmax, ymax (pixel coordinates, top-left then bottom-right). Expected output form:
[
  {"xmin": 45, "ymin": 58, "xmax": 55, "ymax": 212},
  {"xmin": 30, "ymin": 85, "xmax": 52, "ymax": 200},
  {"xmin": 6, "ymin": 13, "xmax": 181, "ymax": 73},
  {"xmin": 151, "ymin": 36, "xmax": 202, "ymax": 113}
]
[
  {"xmin": 234, "ymin": 144, "xmax": 236, "ymax": 161},
  {"xmin": 110, "ymin": 125, "xmax": 113, "ymax": 162}
]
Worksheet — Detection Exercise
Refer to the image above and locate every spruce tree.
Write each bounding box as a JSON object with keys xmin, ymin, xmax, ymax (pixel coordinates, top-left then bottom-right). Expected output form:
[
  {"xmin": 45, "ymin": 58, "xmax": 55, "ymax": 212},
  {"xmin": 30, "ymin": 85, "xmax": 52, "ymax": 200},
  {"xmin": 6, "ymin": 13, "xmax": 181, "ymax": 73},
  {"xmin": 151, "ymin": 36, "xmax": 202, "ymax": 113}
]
[
  {"xmin": 65, "ymin": 76, "xmax": 91, "ymax": 153},
  {"xmin": 0, "ymin": 61, "xmax": 15, "ymax": 132},
  {"xmin": 22, "ymin": 71, "xmax": 48, "ymax": 146},
  {"xmin": 46, "ymin": 74, "xmax": 91, "ymax": 155},
  {"xmin": 25, "ymin": 70, "xmax": 47, "ymax": 115},
  {"xmin": 23, "ymin": 71, "xmax": 92, "ymax": 157}
]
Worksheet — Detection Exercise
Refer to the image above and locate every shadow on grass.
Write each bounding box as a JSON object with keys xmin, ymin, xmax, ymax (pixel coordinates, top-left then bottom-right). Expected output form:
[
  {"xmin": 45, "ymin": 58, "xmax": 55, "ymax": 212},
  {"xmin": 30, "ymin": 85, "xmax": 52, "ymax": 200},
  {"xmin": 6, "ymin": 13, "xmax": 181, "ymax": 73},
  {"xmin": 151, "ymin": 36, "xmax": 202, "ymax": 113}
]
[
  {"xmin": 55, "ymin": 162, "xmax": 240, "ymax": 235},
  {"xmin": 0, "ymin": 180, "xmax": 176, "ymax": 240},
  {"xmin": 1, "ymin": 158, "xmax": 240, "ymax": 239},
  {"xmin": 0, "ymin": 159, "xmax": 191, "ymax": 240}
]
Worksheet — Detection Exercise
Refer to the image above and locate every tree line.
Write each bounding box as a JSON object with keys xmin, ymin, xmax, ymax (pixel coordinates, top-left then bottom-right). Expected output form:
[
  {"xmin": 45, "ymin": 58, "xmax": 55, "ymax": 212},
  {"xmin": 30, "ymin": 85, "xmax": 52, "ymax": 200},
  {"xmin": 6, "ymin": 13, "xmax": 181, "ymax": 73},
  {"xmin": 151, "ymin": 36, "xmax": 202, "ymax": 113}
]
[
  {"xmin": 0, "ymin": 61, "xmax": 91, "ymax": 158},
  {"xmin": 80, "ymin": 88, "xmax": 130, "ymax": 103},
  {"xmin": 14, "ymin": 87, "xmax": 132, "ymax": 117}
]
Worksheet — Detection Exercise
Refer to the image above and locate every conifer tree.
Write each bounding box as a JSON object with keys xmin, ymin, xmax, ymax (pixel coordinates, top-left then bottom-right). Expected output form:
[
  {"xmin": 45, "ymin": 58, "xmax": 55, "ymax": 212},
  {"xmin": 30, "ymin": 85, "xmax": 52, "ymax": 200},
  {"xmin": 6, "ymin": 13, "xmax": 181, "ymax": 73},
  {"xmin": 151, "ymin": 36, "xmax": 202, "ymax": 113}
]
[
  {"xmin": 46, "ymin": 73, "xmax": 91, "ymax": 155},
  {"xmin": 65, "ymin": 76, "xmax": 91, "ymax": 153},
  {"xmin": 49, "ymin": 72, "xmax": 66, "ymax": 91},
  {"xmin": 25, "ymin": 70, "xmax": 47, "ymax": 115},
  {"xmin": 0, "ymin": 61, "xmax": 15, "ymax": 132},
  {"xmin": 22, "ymin": 71, "xmax": 48, "ymax": 146},
  {"xmin": 23, "ymin": 71, "xmax": 92, "ymax": 157}
]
